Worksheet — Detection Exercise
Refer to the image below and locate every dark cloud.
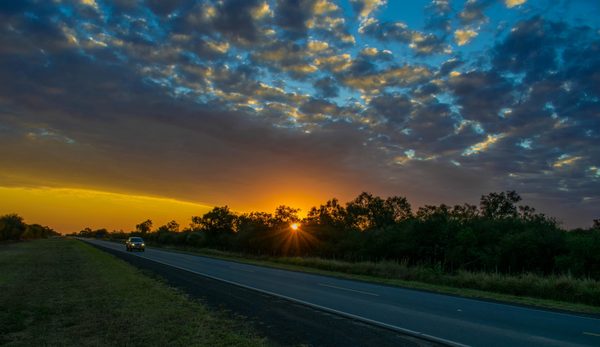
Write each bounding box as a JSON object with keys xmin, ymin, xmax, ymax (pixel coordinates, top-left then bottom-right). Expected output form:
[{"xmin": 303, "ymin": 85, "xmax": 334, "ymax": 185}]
[
  {"xmin": 561, "ymin": 27, "xmax": 600, "ymax": 98},
  {"xmin": 181, "ymin": 0, "xmax": 268, "ymax": 45},
  {"xmin": 493, "ymin": 16, "xmax": 565, "ymax": 81},
  {"xmin": 251, "ymin": 40, "xmax": 315, "ymax": 77},
  {"xmin": 0, "ymin": 0, "xmax": 33, "ymax": 14},
  {"xmin": 145, "ymin": 0, "xmax": 186, "ymax": 16},
  {"xmin": 458, "ymin": 0, "xmax": 495, "ymax": 25},
  {"xmin": 360, "ymin": 19, "xmax": 448, "ymax": 55},
  {"xmin": 213, "ymin": 0, "xmax": 265, "ymax": 44},
  {"xmin": 449, "ymin": 71, "xmax": 514, "ymax": 129},
  {"xmin": 358, "ymin": 47, "xmax": 393, "ymax": 61},
  {"xmin": 360, "ymin": 19, "xmax": 412, "ymax": 42},
  {"xmin": 274, "ymin": 0, "xmax": 315, "ymax": 38},
  {"xmin": 368, "ymin": 93, "xmax": 412, "ymax": 123},
  {"xmin": 438, "ymin": 58, "xmax": 463, "ymax": 76},
  {"xmin": 425, "ymin": 0, "xmax": 452, "ymax": 33},
  {"xmin": 313, "ymin": 76, "xmax": 339, "ymax": 98}
]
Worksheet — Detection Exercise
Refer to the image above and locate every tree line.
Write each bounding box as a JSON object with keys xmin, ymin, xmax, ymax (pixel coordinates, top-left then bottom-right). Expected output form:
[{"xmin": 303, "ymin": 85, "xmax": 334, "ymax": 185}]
[
  {"xmin": 74, "ymin": 191, "xmax": 600, "ymax": 279},
  {"xmin": 0, "ymin": 214, "xmax": 59, "ymax": 241}
]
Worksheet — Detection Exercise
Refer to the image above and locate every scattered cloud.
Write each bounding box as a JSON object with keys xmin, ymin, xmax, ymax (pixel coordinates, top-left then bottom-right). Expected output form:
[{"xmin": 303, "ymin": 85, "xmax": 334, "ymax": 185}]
[
  {"xmin": 351, "ymin": 0, "xmax": 387, "ymax": 18},
  {"xmin": 463, "ymin": 134, "xmax": 506, "ymax": 156},
  {"xmin": 505, "ymin": 0, "xmax": 527, "ymax": 8},
  {"xmin": 553, "ymin": 155, "xmax": 583, "ymax": 168},
  {"xmin": 454, "ymin": 28, "xmax": 478, "ymax": 45},
  {"xmin": 0, "ymin": 0, "xmax": 598, "ymax": 228}
]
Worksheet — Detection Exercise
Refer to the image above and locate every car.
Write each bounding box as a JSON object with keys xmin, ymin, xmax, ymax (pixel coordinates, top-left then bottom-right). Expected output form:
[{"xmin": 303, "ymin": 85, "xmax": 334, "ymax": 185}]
[{"xmin": 126, "ymin": 237, "xmax": 145, "ymax": 252}]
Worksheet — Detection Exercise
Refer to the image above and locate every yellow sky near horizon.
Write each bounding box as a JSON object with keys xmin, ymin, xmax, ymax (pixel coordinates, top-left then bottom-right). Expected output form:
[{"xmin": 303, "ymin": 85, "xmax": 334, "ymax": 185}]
[{"xmin": 0, "ymin": 186, "xmax": 213, "ymax": 234}]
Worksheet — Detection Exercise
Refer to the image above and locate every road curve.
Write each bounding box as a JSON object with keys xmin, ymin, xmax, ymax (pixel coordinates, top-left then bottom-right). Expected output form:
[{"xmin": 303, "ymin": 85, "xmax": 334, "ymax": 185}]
[{"xmin": 83, "ymin": 239, "xmax": 600, "ymax": 347}]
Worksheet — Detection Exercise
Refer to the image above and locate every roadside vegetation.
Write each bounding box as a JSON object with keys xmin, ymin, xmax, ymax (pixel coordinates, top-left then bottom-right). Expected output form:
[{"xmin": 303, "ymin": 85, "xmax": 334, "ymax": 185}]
[
  {"xmin": 71, "ymin": 190, "xmax": 600, "ymax": 310},
  {"xmin": 120, "ymin": 244, "xmax": 600, "ymax": 314},
  {"xmin": 0, "ymin": 238, "xmax": 266, "ymax": 346},
  {"xmin": 0, "ymin": 213, "xmax": 58, "ymax": 241}
]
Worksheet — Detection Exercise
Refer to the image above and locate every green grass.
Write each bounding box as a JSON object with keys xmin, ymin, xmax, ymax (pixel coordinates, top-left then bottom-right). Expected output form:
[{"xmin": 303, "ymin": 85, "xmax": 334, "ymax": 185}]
[
  {"xmin": 0, "ymin": 238, "xmax": 267, "ymax": 346},
  {"xmin": 141, "ymin": 243, "xmax": 600, "ymax": 315}
]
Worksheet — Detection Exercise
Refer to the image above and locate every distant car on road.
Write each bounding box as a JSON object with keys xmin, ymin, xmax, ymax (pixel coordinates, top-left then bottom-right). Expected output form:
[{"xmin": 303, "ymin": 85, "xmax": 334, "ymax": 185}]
[{"xmin": 126, "ymin": 237, "xmax": 145, "ymax": 252}]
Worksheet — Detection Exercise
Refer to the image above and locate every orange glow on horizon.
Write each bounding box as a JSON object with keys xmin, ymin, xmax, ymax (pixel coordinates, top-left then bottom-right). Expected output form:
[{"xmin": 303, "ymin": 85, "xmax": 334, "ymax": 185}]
[{"xmin": 0, "ymin": 186, "xmax": 212, "ymax": 234}]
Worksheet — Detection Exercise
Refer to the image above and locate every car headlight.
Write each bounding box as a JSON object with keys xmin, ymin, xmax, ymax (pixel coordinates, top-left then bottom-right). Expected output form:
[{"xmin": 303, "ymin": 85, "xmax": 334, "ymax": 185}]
[{"xmin": 141, "ymin": 243, "xmax": 145, "ymax": 246}]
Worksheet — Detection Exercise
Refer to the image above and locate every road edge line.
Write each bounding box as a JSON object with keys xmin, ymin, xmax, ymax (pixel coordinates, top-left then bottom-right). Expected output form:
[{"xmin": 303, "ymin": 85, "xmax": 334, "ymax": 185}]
[{"xmin": 85, "ymin": 240, "xmax": 469, "ymax": 347}]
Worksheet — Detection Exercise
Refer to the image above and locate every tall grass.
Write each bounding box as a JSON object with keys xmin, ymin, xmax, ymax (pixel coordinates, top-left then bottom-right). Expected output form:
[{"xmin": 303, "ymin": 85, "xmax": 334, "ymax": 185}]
[
  {"xmin": 266, "ymin": 256, "xmax": 600, "ymax": 307},
  {"xmin": 187, "ymin": 247, "xmax": 600, "ymax": 307}
]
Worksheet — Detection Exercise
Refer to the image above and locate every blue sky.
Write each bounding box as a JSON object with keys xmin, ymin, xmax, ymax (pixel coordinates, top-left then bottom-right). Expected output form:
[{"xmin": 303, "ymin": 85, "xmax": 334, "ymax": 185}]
[{"xmin": 0, "ymin": 0, "xmax": 599, "ymax": 229}]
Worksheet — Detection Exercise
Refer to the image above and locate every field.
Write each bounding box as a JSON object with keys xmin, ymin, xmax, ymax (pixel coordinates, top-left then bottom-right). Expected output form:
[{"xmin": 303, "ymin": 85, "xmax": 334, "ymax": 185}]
[{"xmin": 0, "ymin": 238, "xmax": 266, "ymax": 346}]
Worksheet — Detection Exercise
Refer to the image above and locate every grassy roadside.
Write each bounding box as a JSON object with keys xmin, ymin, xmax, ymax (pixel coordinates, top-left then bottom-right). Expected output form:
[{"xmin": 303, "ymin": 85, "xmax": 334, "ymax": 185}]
[
  {"xmin": 0, "ymin": 238, "xmax": 267, "ymax": 346},
  {"xmin": 136, "ymin": 242, "xmax": 600, "ymax": 315}
]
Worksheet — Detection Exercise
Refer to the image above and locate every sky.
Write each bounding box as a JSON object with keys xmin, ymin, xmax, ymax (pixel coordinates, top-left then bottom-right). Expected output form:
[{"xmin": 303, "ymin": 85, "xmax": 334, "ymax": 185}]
[{"xmin": 0, "ymin": 0, "xmax": 599, "ymax": 233}]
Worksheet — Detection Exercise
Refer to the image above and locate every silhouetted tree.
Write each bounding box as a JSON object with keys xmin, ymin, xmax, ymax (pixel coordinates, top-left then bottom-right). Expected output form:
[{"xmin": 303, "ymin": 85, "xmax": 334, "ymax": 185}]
[
  {"xmin": 87, "ymin": 191, "xmax": 600, "ymax": 280},
  {"xmin": 305, "ymin": 198, "xmax": 346, "ymax": 227},
  {"xmin": 23, "ymin": 224, "xmax": 49, "ymax": 239},
  {"xmin": 235, "ymin": 212, "xmax": 274, "ymax": 254},
  {"xmin": 0, "ymin": 214, "xmax": 27, "ymax": 241},
  {"xmin": 94, "ymin": 228, "xmax": 108, "ymax": 239},
  {"xmin": 78, "ymin": 227, "xmax": 93, "ymax": 237},
  {"xmin": 450, "ymin": 203, "xmax": 479, "ymax": 223},
  {"xmin": 480, "ymin": 191, "xmax": 521, "ymax": 220},
  {"xmin": 384, "ymin": 196, "xmax": 413, "ymax": 222},
  {"xmin": 136, "ymin": 219, "xmax": 153, "ymax": 234},
  {"xmin": 272, "ymin": 205, "xmax": 300, "ymax": 226},
  {"xmin": 166, "ymin": 220, "xmax": 180, "ymax": 232},
  {"xmin": 192, "ymin": 206, "xmax": 236, "ymax": 233},
  {"xmin": 345, "ymin": 192, "xmax": 386, "ymax": 231},
  {"xmin": 191, "ymin": 206, "xmax": 237, "ymax": 249}
]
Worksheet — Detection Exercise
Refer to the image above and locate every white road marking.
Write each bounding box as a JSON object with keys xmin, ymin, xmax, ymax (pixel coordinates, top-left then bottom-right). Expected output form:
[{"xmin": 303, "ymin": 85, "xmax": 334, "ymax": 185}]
[
  {"xmin": 318, "ymin": 283, "xmax": 379, "ymax": 297},
  {"xmin": 82, "ymin": 239, "xmax": 468, "ymax": 347},
  {"xmin": 583, "ymin": 331, "xmax": 600, "ymax": 337}
]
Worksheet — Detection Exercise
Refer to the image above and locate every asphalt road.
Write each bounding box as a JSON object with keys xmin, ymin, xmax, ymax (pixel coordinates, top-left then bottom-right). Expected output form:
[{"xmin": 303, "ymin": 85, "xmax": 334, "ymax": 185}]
[
  {"xmin": 94, "ymin": 243, "xmax": 436, "ymax": 347},
  {"xmin": 84, "ymin": 239, "xmax": 600, "ymax": 347}
]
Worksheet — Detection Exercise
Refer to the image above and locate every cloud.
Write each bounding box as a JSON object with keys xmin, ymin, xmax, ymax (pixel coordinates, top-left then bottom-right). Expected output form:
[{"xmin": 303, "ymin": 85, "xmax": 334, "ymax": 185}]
[
  {"xmin": 553, "ymin": 155, "xmax": 583, "ymax": 168},
  {"xmin": 313, "ymin": 0, "xmax": 339, "ymax": 15},
  {"xmin": 252, "ymin": 41, "xmax": 320, "ymax": 77},
  {"xmin": 351, "ymin": 0, "xmax": 387, "ymax": 18},
  {"xmin": 449, "ymin": 70, "xmax": 514, "ymax": 128},
  {"xmin": 274, "ymin": 0, "xmax": 316, "ymax": 38},
  {"xmin": 425, "ymin": 0, "xmax": 452, "ymax": 33},
  {"xmin": 314, "ymin": 53, "xmax": 352, "ymax": 72},
  {"xmin": 209, "ymin": 0, "xmax": 271, "ymax": 45},
  {"xmin": 492, "ymin": 16, "xmax": 564, "ymax": 81},
  {"xmin": 80, "ymin": 0, "xmax": 99, "ymax": 10},
  {"xmin": 342, "ymin": 65, "xmax": 432, "ymax": 93},
  {"xmin": 359, "ymin": 18, "xmax": 448, "ymax": 55},
  {"xmin": 505, "ymin": 0, "xmax": 527, "ymax": 8},
  {"xmin": 458, "ymin": 0, "xmax": 495, "ymax": 25},
  {"xmin": 307, "ymin": 40, "xmax": 330, "ymax": 54},
  {"xmin": 454, "ymin": 28, "xmax": 478, "ymax": 45},
  {"xmin": 313, "ymin": 76, "xmax": 339, "ymax": 98},
  {"xmin": 144, "ymin": 0, "xmax": 186, "ymax": 16},
  {"xmin": 463, "ymin": 134, "xmax": 506, "ymax": 156}
]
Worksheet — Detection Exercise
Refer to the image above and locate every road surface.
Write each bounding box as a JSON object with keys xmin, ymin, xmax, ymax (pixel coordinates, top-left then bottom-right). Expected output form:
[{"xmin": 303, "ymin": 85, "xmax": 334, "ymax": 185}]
[{"xmin": 83, "ymin": 239, "xmax": 600, "ymax": 347}]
